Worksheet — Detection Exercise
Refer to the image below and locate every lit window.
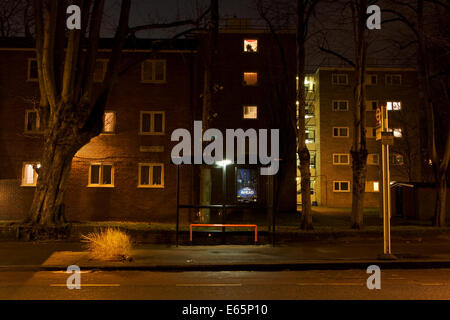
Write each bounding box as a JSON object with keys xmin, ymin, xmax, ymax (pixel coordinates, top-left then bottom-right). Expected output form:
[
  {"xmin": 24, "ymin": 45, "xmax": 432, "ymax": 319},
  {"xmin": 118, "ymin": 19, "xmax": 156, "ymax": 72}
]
[
  {"xmin": 141, "ymin": 60, "xmax": 166, "ymax": 83},
  {"xmin": 140, "ymin": 111, "xmax": 165, "ymax": 135},
  {"xmin": 305, "ymin": 129, "xmax": 315, "ymax": 143},
  {"xmin": 101, "ymin": 111, "xmax": 116, "ymax": 133},
  {"xmin": 243, "ymin": 72, "xmax": 258, "ymax": 86},
  {"xmin": 332, "ymin": 100, "xmax": 349, "ymax": 111},
  {"xmin": 333, "ymin": 181, "xmax": 350, "ymax": 192},
  {"xmin": 386, "ymin": 74, "xmax": 402, "ymax": 85},
  {"xmin": 388, "ymin": 128, "xmax": 403, "ymax": 138},
  {"xmin": 333, "ymin": 127, "xmax": 349, "ymax": 137},
  {"xmin": 138, "ymin": 163, "xmax": 164, "ymax": 188},
  {"xmin": 391, "ymin": 153, "xmax": 404, "ymax": 165},
  {"xmin": 89, "ymin": 164, "xmax": 114, "ymax": 187},
  {"xmin": 367, "ymin": 74, "xmax": 377, "ymax": 85},
  {"xmin": 333, "ymin": 153, "xmax": 350, "ymax": 165},
  {"xmin": 366, "ymin": 100, "xmax": 378, "ymax": 111},
  {"xmin": 243, "ymin": 105, "xmax": 257, "ymax": 119},
  {"xmin": 387, "ymin": 101, "xmax": 402, "ymax": 111},
  {"xmin": 366, "ymin": 181, "xmax": 379, "ymax": 192},
  {"xmin": 367, "ymin": 154, "xmax": 379, "ymax": 165},
  {"xmin": 102, "ymin": 111, "xmax": 116, "ymax": 133},
  {"xmin": 25, "ymin": 110, "xmax": 42, "ymax": 133},
  {"xmin": 93, "ymin": 59, "xmax": 108, "ymax": 82},
  {"xmin": 243, "ymin": 39, "xmax": 258, "ymax": 52},
  {"xmin": 310, "ymin": 151, "xmax": 316, "ymax": 168},
  {"xmin": 27, "ymin": 58, "xmax": 38, "ymax": 81},
  {"xmin": 22, "ymin": 162, "xmax": 40, "ymax": 186},
  {"xmin": 332, "ymin": 73, "xmax": 348, "ymax": 85}
]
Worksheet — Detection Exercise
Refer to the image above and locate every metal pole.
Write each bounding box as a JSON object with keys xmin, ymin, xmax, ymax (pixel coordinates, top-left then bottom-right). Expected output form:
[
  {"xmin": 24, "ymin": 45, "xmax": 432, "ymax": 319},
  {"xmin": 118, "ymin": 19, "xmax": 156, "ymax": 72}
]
[
  {"xmin": 382, "ymin": 106, "xmax": 392, "ymax": 255},
  {"xmin": 176, "ymin": 164, "xmax": 180, "ymax": 247},
  {"xmin": 222, "ymin": 165, "xmax": 226, "ymax": 244}
]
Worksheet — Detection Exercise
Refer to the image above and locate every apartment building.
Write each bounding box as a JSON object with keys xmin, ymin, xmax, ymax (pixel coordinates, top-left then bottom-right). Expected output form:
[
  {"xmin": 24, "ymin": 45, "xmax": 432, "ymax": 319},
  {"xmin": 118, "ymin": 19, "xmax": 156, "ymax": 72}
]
[
  {"xmin": 0, "ymin": 22, "xmax": 298, "ymax": 222},
  {"xmin": 299, "ymin": 67, "xmax": 423, "ymax": 207},
  {"xmin": 0, "ymin": 38, "xmax": 198, "ymax": 222}
]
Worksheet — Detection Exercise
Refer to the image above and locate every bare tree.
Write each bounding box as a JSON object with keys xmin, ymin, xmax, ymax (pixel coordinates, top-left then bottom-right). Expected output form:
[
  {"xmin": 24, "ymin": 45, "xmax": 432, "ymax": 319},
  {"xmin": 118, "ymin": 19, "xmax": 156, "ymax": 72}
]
[
  {"xmin": 27, "ymin": 0, "xmax": 208, "ymax": 237},
  {"xmin": 199, "ymin": 0, "xmax": 219, "ymax": 223},
  {"xmin": 383, "ymin": 0, "xmax": 450, "ymax": 226},
  {"xmin": 318, "ymin": 0, "xmax": 369, "ymax": 229},
  {"xmin": 0, "ymin": 0, "xmax": 33, "ymax": 37},
  {"xmin": 28, "ymin": 0, "xmax": 132, "ymax": 235},
  {"xmin": 296, "ymin": 0, "xmax": 319, "ymax": 230}
]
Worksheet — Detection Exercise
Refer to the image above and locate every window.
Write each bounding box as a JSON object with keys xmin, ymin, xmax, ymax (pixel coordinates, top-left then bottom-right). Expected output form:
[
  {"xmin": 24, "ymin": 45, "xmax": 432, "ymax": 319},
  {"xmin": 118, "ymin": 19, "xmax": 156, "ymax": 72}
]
[
  {"xmin": 333, "ymin": 153, "xmax": 350, "ymax": 165},
  {"xmin": 102, "ymin": 111, "xmax": 116, "ymax": 133},
  {"xmin": 367, "ymin": 74, "xmax": 377, "ymax": 85},
  {"xmin": 333, "ymin": 127, "xmax": 349, "ymax": 137},
  {"xmin": 366, "ymin": 127, "xmax": 377, "ymax": 138},
  {"xmin": 141, "ymin": 60, "xmax": 166, "ymax": 83},
  {"xmin": 25, "ymin": 110, "xmax": 42, "ymax": 133},
  {"xmin": 22, "ymin": 162, "xmax": 40, "ymax": 186},
  {"xmin": 388, "ymin": 128, "xmax": 403, "ymax": 138},
  {"xmin": 386, "ymin": 74, "xmax": 402, "ymax": 85},
  {"xmin": 138, "ymin": 163, "xmax": 164, "ymax": 188},
  {"xmin": 333, "ymin": 181, "xmax": 350, "ymax": 192},
  {"xmin": 27, "ymin": 58, "xmax": 38, "ymax": 81},
  {"xmin": 93, "ymin": 59, "xmax": 108, "ymax": 82},
  {"xmin": 391, "ymin": 153, "xmax": 404, "ymax": 165},
  {"xmin": 387, "ymin": 101, "xmax": 402, "ymax": 111},
  {"xmin": 243, "ymin": 39, "xmax": 258, "ymax": 52},
  {"xmin": 305, "ymin": 129, "xmax": 315, "ymax": 143},
  {"xmin": 243, "ymin": 105, "xmax": 258, "ymax": 119},
  {"xmin": 366, "ymin": 100, "xmax": 378, "ymax": 111},
  {"xmin": 140, "ymin": 111, "xmax": 165, "ymax": 135},
  {"xmin": 305, "ymin": 103, "xmax": 314, "ymax": 117},
  {"xmin": 332, "ymin": 73, "xmax": 348, "ymax": 85},
  {"xmin": 365, "ymin": 181, "xmax": 380, "ymax": 192},
  {"xmin": 367, "ymin": 153, "xmax": 379, "ymax": 165},
  {"xmin": 89, "ymin": 164, "xmax": 114, "ymax": 187},
  {"xmin": 310, "ymin": 151, "xmax": 316, "ymax": 169},
  {"xmin": 332, "ymin": 100, "xmax": 349, "ymax": 111},
  {"xmin": 243, "ymin": 72, "xmax": 258, "ymax": 86}
]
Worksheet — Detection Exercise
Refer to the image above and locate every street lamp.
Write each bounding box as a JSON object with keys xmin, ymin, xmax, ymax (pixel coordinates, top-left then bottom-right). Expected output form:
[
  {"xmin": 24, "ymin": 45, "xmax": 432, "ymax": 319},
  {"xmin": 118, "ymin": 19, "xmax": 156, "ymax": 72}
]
[{"xmin": 216, "ymin": 159, "xmax": 232, "ymax": 242}]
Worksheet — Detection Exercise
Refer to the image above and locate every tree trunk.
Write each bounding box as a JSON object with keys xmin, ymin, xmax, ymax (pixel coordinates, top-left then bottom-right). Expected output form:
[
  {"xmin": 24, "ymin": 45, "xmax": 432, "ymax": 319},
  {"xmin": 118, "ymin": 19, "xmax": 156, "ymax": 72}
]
[
  {"xmin": 434, "ymin": 169, "xmax": 447, "ymax": 227},
  {"xmin": 351, "ymin": 150, "xmax": 367, "ymax": 228},
  {"xmin": 28, "ymin": 141, "xmax": 75, "ymax": 225},
  {"xmin": 297, "ymin": 0, "xmax": 312, "ymax": 230},
  {"xmin": 350, "ymin": 0, "xmax": 368, "ymax": 229},
  {"xmin": 198, "ymin": 0, "xmax": 218, "ymax": 223}
]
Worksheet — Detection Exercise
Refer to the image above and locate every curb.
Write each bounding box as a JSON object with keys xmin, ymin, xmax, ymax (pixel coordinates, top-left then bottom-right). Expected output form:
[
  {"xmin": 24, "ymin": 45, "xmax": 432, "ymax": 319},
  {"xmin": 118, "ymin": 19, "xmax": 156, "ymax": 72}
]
[{"xmin": 2, "ymin": 259, "xmax": 450, "ymax": 272}]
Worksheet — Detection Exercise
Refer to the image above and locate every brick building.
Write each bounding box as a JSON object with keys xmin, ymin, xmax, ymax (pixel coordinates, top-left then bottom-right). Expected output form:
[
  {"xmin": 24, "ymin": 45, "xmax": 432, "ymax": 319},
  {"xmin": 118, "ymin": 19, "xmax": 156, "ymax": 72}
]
[{"xmin": 0, "ymin": 22, "xmax": 297, "ymax": 223}]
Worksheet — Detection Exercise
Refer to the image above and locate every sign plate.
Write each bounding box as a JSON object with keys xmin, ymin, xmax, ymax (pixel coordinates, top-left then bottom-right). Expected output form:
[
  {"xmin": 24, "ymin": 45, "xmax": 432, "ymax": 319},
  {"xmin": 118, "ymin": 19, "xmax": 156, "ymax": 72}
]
[{"xmin": 381, "ymin": 131, "xmax": 394, "ymax": 145}]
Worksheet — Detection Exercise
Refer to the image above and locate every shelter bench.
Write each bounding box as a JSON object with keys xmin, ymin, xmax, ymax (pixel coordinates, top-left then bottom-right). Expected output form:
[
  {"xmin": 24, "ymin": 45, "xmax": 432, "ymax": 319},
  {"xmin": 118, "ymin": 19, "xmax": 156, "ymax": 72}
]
[{"xmin": 189, "ymin": 224, "xmax": 258, "ymax": 243}]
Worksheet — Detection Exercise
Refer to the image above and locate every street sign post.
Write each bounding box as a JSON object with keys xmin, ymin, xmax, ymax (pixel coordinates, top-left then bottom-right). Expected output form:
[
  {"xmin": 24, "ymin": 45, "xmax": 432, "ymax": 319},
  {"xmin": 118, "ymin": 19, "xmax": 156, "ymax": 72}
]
[{"xmin": 378, "ymin": 105, "xmax": 396, "ymax": 260}]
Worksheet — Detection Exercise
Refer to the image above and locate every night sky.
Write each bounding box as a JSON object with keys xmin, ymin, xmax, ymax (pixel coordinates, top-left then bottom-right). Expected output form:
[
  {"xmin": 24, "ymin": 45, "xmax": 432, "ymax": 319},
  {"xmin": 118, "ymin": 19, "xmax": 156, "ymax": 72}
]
[{"xmin": 102, "ymin": 0, "xmax": 413, "ymax": 72}]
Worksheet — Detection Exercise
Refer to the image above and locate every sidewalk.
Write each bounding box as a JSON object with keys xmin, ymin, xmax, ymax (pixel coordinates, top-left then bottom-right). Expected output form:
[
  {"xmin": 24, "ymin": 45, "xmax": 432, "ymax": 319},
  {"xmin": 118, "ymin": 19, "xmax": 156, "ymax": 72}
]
[{"xmin": 2, "ymin": 237, "xmax": 450, "ymax": 271}]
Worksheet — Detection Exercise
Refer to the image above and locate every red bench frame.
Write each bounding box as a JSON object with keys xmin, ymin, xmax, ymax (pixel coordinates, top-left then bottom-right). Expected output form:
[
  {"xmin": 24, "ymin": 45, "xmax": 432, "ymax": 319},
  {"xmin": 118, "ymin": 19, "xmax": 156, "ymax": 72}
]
[{"xmin": 189, "ymin": 224, "xmax": 258, "ymax": 243}]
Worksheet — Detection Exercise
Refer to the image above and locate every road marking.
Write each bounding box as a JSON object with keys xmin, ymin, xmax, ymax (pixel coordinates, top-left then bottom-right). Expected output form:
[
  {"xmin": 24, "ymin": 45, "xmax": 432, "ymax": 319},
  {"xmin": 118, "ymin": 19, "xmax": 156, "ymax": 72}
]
[
  {"xmin": 176, "ymin": 283, "xmax": 242, "ymax": 287},
  {"xmin": 51, "ymin": 271, "xmax": 92, "ymax": 274},
  {"xmin": 50, "ymin": 284, "xmax": 120, "ymax": 287},
  {"xmin": 296, "ymin": 283, "xmax": 364, "ymax": 286}
]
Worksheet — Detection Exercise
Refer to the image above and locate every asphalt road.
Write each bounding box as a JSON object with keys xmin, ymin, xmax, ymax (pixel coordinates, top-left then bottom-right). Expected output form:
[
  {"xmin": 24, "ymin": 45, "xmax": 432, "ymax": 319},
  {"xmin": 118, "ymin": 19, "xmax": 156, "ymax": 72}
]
[{"xmin": 1, "ymin": 269, "xmax": 450, "ymax": 300}]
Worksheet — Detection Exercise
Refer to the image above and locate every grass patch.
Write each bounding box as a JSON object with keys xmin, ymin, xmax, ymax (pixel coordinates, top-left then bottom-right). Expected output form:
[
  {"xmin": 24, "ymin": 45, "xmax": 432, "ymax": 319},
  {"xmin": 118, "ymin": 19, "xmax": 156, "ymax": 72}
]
[{"xmin": 81, "ymin": 227, "xmax": 132, "ymax": 261}]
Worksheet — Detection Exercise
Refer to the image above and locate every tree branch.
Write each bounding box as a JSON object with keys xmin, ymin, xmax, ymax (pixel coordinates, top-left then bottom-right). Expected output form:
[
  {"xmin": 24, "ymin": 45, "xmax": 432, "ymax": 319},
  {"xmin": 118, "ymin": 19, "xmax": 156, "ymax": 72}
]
[{"xmin": 318, "ymin": 46, "xmax": 356, "ymax": 67}]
